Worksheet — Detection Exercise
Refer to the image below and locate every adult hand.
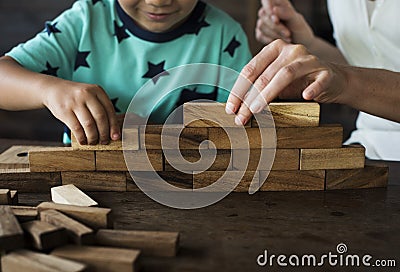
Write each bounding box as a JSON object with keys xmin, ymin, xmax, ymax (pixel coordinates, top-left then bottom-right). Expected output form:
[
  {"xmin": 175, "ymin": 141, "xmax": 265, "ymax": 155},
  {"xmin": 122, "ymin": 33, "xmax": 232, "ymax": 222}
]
[
  {"xmin": 256, "ymin": 0, "xmax": 315, "ymax": 46},
  {"xmin": 225, "ymin": 39, "xmax": 346, "ymax": 125},
  {"xmin": 43, "ymin": 81, "xmax": 120, "ymax": 145}
]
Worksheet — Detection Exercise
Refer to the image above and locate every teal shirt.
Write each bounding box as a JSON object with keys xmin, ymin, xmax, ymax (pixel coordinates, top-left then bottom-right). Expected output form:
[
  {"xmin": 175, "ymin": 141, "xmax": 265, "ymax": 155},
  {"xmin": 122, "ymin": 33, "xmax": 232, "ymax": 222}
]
[{"xmin": 7, "ymin": 0, "xmax": 251, "ymax": 138}]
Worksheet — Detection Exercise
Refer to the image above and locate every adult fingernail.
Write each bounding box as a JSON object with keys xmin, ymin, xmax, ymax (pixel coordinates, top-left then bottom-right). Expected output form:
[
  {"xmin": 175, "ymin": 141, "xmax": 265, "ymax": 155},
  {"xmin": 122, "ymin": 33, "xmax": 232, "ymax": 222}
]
[
  {"xmin": 249, "ymin": 101, "xmax": 265, "ymax": 114},
  {"xmin": 225, "ymin": 102, "xmax": 236, "ymax": 114},
  {"xmin": 235, "ymin": 114, "xmax": 247, "ymax": 126}
]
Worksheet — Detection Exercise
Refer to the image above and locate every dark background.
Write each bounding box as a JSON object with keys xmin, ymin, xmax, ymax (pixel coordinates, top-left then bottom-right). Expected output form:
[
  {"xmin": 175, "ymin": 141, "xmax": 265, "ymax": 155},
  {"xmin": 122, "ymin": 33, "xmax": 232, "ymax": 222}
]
[{"xmin": 0, "ymin": 0, "xmax": 357, "ymax": 142}]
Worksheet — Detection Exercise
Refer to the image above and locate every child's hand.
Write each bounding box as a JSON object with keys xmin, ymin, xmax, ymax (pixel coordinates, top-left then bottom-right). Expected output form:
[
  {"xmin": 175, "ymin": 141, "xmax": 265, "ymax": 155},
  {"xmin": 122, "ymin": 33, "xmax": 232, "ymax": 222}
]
[{"xmin": 43, "ymin": 81, "xmax": 120, "ymax": 145}]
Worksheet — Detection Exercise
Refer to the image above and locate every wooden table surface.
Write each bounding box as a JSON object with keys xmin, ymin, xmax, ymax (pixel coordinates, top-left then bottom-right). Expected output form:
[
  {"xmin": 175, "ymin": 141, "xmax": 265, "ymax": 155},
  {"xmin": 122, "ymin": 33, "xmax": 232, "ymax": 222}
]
[{"xmin": 1, "ymin": 139, "xmax": 399, "ymax": 272}]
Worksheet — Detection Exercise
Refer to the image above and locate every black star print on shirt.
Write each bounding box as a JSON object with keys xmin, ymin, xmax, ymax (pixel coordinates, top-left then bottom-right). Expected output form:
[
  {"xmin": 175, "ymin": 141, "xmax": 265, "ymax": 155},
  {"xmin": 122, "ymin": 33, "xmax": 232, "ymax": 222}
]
[
  {"xmin": 142, "ymin": 61, "xmax": 170, "ymax": 84},
  {"xmin": 44, "ymin": 22, "xmax": 61, "ymax": 36},
  {"xmin": 41, "ymin": 62, "xmax": 59, "ymax": 77},
  {"xmin": 92, "ymin": 0, "xmax": 102, "ymax": 5},
  {"xmin": 224, "ymin": 37, "xmax": 241, "ymax": 57},
  {"xmin": 189, "ymin": 18, "xmax": 210, "ymax": 35},
  {"xmin": 74, "ymin": 51, "xmax": 91, "ymax": 71},
  {"xmin": 114, "ymin": 21, "xmax": 130, "ymax": 43},
  {"xmin": 111, "ymin": 98, "xmax": 122, "ymax": 113}
]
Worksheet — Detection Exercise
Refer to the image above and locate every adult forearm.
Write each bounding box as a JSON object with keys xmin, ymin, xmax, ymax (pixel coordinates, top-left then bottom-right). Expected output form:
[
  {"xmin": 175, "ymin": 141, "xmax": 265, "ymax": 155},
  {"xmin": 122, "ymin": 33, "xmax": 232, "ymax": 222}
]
[{"xmin": 306, "ymin": 37, "xmax": 347, "ymax": 64}]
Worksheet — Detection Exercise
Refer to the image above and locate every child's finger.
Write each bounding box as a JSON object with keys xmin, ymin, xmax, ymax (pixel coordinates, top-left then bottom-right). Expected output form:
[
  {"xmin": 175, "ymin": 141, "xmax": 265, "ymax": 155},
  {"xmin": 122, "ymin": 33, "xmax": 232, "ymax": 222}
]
[
  {"xmin": 95, "ymin": 90, "xmax": 120, "ymax": 141},
  {"xmin": 85, "ymin": 100, "xmax": 111, "ymax": 145},
  {"xmin": 63, "ymin": 112, "xmax": 86, "ymax": 145},
  {"xmin": 74, "ymin": 106, "xmax": 99, "ymax": 145}
]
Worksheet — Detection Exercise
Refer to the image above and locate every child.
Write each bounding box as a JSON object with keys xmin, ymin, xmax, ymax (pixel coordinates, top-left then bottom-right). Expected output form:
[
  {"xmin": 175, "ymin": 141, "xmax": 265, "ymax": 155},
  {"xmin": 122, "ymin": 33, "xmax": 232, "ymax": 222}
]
[{"xmin": 0, "ymin": 0, "xmax": 251, "ymax": 145}]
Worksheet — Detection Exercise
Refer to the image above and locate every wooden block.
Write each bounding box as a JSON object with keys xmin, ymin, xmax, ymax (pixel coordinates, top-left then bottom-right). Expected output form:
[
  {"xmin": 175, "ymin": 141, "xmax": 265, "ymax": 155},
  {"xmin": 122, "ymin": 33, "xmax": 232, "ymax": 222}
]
[
  {"xmin": 10, "ymin": 190, "xmax": 18, "ymax": 205},
  {"xmin": 300, "ymin": 145, "xmax": 365, "ymax": 170},
  {"xmin": 259, "ymin": 170, "xmax": 325, "ymax": 191},
  {"xmin": 0, "ymin": 169, "xmax": 61, "ymax": 193},
  {"xmin": 276, "ymin": 125, "xmax": 343, "ymax": 148},
  {"xmin": 52, "ymin": 245, "xmax": 140, "ymax": 272},
  {"xmin": 184, "ymin": 102, "xmax": 251, "ymax": 127},
  {"xmin": 71, "ymin": 128, "xmax": 139, "ymax": 151},
  {"xmin": 0, "ymin": 189, "xmax": 11, "ymax": 204},
  {"xmin": 51, "ymin": 184, "xmax": 98, "ymax": 207},
  {"xmin": 326, "ymin": 165, "xmax": 388, "ymax": 190},
  {"xmin": 96, "ymin": 229, "xmax": 179, "ymax": 257},
  {"xmin": 139, "ymin": 125, "xmax": 208, "ymax": 150},
  {"xmin": 193, "ymin": 171, "xmax": 259, "ymax": 192},
  {"xmin": 164, "ymin": 149, "xmax": 232, "ymax": 171},
  {"xmin": 127, "ymin": 171, "xmax": 193, "ymax": 191},
  {"xmin": 252, "ymin": 102, "xmax": 320, "ymax": 127},
  {"xmin": 11, "ymin": 206, "xmax": 38, "ymax": 223},
  {"xmin": 37, "ymin": 202, "xmax": 112, "ymax": 230},
  {"xmin": 21, "ymin": 220, "xmax": 68, "ymax": 251},
  {"xmin": 29, "ymin": 147, "xmax": 95, "ymax": 172},
  {"xmin": 1, "ymin": 250, "xmax": 87, "ymax": 272},
  {"xmin": 0, "ymin": 205, "xmax": 24, "ymax": 251},
  {"xmin": 232, "ymin": 149, "xmax": 299, "ymax": 171},
  {"xmin": 0, "ymin": 146, "xmax": 49, "ymax": 169},
  {"xmin": 208, "ymin": 127, "xmax": 276, "ymax": 149},
  {"xmin": 40, "ymin": 209, "xmax": 94, "ymax": 245},
  {"xmin": 96, "ymin": 150, "xmax": 163, "ymax": 171},
  {"xmin": 62, "ymin": 172, "xmax": 127, "ymax": 192}
]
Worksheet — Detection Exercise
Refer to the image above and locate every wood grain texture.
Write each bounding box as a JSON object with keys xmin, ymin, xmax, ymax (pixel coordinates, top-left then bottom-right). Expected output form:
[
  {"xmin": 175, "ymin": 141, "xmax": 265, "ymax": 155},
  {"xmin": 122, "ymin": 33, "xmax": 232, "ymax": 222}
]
[
  {"xmin": 96, "ymin": 150, "xmax": 163, "ymax": 171},
  {"xmin": 11, "ymin": 206, "xmax": 38, "ymax": 223},
  {"xmin": 164, "ymin": 149, "xmax": 232, "ymax": 171},
  {"xmin": 51, "ymin": 184, "xmax": 98, "ymax": 207},
  {"xmin": 326, "ymin": 165, "xmax": 389, "ymax": 190},
  {"xmin": 208, "ymin": 127, "xmax": 275, "ymax": 149},
  {"xmin": 0, "ymin": 145, "xmax": 48, "ymax": 169},
  {"xmin": 37, "ymin": 202, "xmax": 113, "ymax": 230},
  {"xmin": 184, "ymin": 102, "xmax": 250, "ymax": 127},
  {"xmin": 29, "ymin": 147, "xmax": 95, "ymax": 172},
  {"xmin": 259, "ymin": 170, "xmax": 325, "ymax": 191},
  {"xmin": 252, "ymin": 102, "xmax": 320, "ymax": 127},
  {"xmin": 1, "ymin": 250, "xmax": 87, "ymax": 272},
  {"xmin": 127, "ymin": 171, "xmax": 193, "ymax": 191},
  {"xmin": 0, "ymin": 205, "xmax": 24, "ymax": 251},
  {"xmin": 40, "ymin": 209, "xmax": 94, "ymax": 245},
  {"xmin": 0, "ymin": 169, "xmax": 61, "ymax": 193},
  {"xmin": 232, "ymin": 149, "xmax": 299, "ymax": 171},
  {"xmin": 0, "ymin": 188, "xmax": 11, "ymax": 204},
  {"xmin": 300, "ymin": 145, "xmax": 365, "ymax": 170},
  {"xmin": 193, "ymin": 171, "xmax": 259, "ymax": 192},
  {"xmin": 71, "ymin": 128, "xmax": 139, "ymax": 151},
  {"xmin": 96, "ymin": 229, "xmax": 179, "ymax": 257},
  {"xmin": 52, "ymin": 245, "xmax": 140, "ymax": 272},
  {"xmin": 62, "ymin": 171, "xmax": 127, "ymax": 192},
  {"xmin": 21, "ymin": 220, "xmax": 68, "ymax": 251},
  {"xmin": 140, "ymin": 125, "xmax": 208, "ymax": 150}
]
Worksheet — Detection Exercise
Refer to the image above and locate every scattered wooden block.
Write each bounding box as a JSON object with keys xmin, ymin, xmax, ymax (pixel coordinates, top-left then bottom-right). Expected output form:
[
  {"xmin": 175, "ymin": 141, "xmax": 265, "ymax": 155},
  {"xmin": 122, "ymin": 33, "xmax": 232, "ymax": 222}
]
[
  {"xmin": 300, "ymin": 145, "xmax": 365, "ymax": 170},
  {"xmin": 29, "ymin": 147, "xmax": 95, "ymax": 172},
  {"xmin": 139, "ymin": 125, "xmax": 209, "ymax": 150},
  {"xmin": 10, "ymin": 190, "xmax": 18, "ymax": 205},
  {"xmin": 0, "ymin": 189, "xmax": 11, "ymax": 204},
  {"xmin": 11, "ymin": 206, "xmax": 38, "ymax": 223},
  {"xmin": 51, "ymin": 184, "xmax": 98, "ymax": 207},
  {"xmin": 1, "ymin": 249, "xmax": 87, "ymax": 272},
  {"xmin": 127, "ymin": 171, "xmax": 193, "ymax": 191},
  {"xmin": 71, "ymin": 128, "xmax": 139, "ymax": 151},
  {"xmin": 326, "ymin": 165, "xmax": 389, "ymax": 190},
  {"xmin": 96, "ymin": 150, "xmax": 163, "ymax": 171},
  {"xmin": 276, "ymin": 125, "xmax": 343, "ymax": 149},
  {"xmin": 232, "ymin": 149, "xmax": 299, "ymax": 171},
  {"xmin": 0, "ymin": 169, "xmax": 61, "ymax": 193},
  {"xmin": 193, "ymin": 171, "xmax": 259, "ymax": 192},
  {"xmin": 21, "ymin": 220, "xmax": 68, "ymax": 251},
  {"xmin": 252, "ymin": 102, "xmax": 320, "ymax": 127},
  {"xmin": 62, "ymin": 172, "xmax": 127, "ymax": 192},
  {"xmin": 37, "ymin": 202, "xmax": 112, "ymax": 230},
  {"xmin": 164, "ymin": 149, "xmax": 232, "ymax": 171},
  {"xmin": 183, "ymin": 102, "xmax": 251, "ymax": 127},
  {"xmin": 52, "ymin": 245, "xmax": 140, "ymax": 272},
  {"xmin": 208, "ymin": 127, "xmax": 275, "ymax": 149},
  {"xmin": 40, "ymin": 209, "xmax": 94, "ymax": 245},
  {"xmin": 95, "ymin": 229, "xmax": 179, "ymax": 257},
  {"xmin": 0, "ymin": 205, "xmax": 24, "ymax": 251},
  {"xmin": 0, "ymin": 146, "xmax": 49, "ymax": 169},
  {"xmin": 259, "ymin": 170, "xmax": 325, "ymax": 191}
]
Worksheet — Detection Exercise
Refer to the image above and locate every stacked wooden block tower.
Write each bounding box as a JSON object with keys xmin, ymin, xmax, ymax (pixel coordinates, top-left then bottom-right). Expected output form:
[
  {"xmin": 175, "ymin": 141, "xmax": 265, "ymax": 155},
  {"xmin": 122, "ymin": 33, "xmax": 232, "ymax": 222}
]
[{"xmin": 0, "ymin": 102, "xmax": 388, "ymax": 193}]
